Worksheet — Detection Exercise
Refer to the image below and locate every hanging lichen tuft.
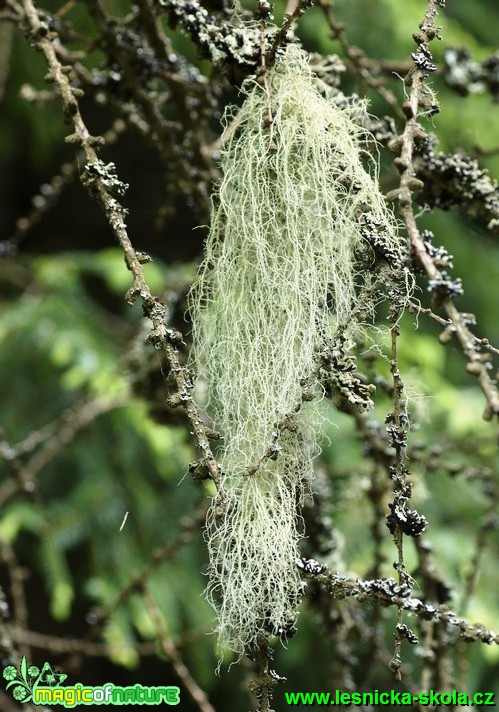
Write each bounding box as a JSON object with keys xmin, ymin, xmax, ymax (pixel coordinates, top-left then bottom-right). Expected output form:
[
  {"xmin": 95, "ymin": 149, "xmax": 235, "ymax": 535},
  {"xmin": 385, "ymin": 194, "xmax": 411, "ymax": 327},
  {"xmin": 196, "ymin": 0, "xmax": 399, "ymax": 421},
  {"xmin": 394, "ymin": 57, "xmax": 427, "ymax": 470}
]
[{"xmin": 189, "ymin": 44, "xmax": 405, "ymax": 656}]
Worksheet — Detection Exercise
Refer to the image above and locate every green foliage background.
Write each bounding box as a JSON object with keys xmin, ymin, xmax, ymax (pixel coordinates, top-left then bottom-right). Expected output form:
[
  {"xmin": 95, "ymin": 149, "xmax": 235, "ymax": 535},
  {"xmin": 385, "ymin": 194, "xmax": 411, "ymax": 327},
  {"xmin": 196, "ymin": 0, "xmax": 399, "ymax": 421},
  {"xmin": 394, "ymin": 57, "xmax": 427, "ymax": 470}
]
[{"xmin": 1, "ymin": 0, "xmax": 498, "ymax": 709}]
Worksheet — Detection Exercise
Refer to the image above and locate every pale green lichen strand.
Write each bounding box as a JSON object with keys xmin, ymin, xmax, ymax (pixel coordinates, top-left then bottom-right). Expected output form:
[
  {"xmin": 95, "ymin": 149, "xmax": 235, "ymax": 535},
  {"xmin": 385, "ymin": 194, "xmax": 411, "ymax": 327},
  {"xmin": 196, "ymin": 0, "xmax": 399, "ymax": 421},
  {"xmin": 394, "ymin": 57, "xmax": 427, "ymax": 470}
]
[{"xmin": 190, "ymin": 44, "xmax": 403, "ymax": 656}]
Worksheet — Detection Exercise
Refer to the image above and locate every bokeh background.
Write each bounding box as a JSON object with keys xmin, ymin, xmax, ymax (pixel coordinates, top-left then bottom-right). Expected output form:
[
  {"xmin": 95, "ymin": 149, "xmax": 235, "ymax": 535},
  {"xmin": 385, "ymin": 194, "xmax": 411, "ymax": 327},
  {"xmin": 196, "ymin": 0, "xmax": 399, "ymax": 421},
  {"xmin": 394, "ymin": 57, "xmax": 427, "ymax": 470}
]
[{"xmin": 1, "ymin": 0, "xmax": 498, "ymax": 709}]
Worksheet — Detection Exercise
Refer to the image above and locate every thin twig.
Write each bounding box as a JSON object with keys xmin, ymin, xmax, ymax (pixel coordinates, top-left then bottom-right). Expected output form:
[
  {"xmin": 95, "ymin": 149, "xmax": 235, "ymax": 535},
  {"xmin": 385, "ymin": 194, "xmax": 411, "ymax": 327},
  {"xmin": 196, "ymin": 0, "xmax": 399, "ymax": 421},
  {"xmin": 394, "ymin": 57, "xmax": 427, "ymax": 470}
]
[
  {"xmin": 314, "ymin": 570, "xmax": 499, "ymax": 645},
  {"xmin": 19, "ymin": 0, "xmax": 226, "ymax": 496},
  {"xmin": 5, "ymin": 627, "xmax": 159, "ymax": 656},
  {"xmin": 391, "ymin": 0, "xmax": 499, "ymax": 420},
  {"xmin": 317, "ymin": 0, "xmax": 404, "ymax": 117},
  {"xmin": 0, "ymin": 540, "xmax": 30, "ymax": 660},
  {"xmin": 142, "ymin": 588, "xmax": 216, "ymax": 712}
]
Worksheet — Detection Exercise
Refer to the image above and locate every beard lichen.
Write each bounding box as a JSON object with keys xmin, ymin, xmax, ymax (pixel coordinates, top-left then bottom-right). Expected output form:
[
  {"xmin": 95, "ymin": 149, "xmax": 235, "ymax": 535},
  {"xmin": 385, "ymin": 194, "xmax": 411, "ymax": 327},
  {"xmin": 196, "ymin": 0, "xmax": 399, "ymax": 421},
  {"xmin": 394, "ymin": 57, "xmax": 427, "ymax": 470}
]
[{"xmin": 189, "ymin": 44, "xmax": 405, "ymax": 657}]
